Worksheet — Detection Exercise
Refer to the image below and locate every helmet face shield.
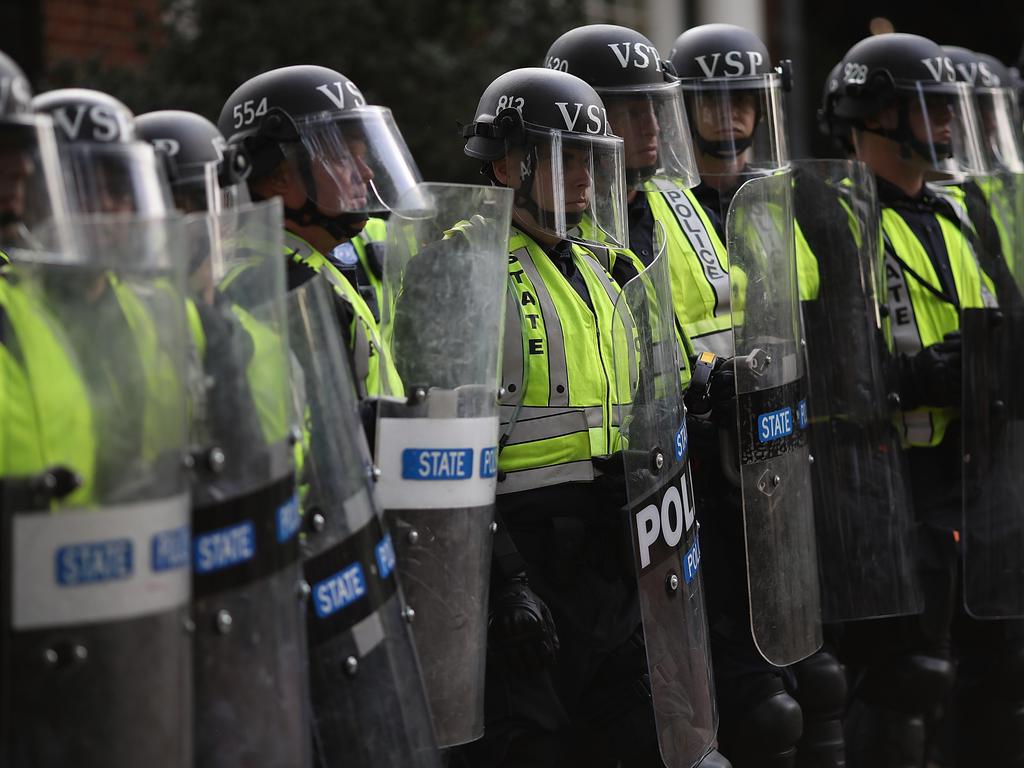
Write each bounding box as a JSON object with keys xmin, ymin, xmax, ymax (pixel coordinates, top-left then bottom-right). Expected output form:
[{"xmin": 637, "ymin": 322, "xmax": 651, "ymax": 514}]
[
  {"xmin": 286, "ymin": 106, "xmax": 421, "ymax": 216},
  {"xmin": 975, "ymin": 87, "xmax": 1024, "ymax": 173},
  {"xmin": 600, "ymin": 82, "xmax": 699, "ymax": 188},
  {"xmin": 679, "ymin": 73, "xmax": 789, "ymax": 169},
  {"xmin": 504, "ymin": 127, "xmax": 627, "ymax": 248},
  {"xmin": 899, "ymin": 81, "xmax": 987, "ymax": 176},
  {"xmin": 62, "ymin": 142, "xmax": 172, "ymax": 216},
  {"xmin": 0, "ymin": 118, "xmax": 69, "ymax": 249}
]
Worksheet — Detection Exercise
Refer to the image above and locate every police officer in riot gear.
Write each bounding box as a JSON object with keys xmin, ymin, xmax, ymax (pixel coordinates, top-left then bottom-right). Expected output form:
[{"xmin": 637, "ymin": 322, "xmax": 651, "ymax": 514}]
[
  {"xmin": 218, "ymin": 65, "xmax": 419, "ymax": 398},
  {"xmin": 454, "ymin": 67, "xmax": 664, "ymax": 767},
  {"xmin": 829, "ymin": 32, "xmax": 1024, "ymax": 767}
]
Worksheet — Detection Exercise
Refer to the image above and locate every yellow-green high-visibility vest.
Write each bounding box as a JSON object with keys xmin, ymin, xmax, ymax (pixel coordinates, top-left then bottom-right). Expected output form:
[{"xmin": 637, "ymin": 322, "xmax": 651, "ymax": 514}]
[
  {"xmin": 285, "ymin": 231, "xmax": 403, "ymax": 398},
  {"xmin": 882, "ymin": 206, "xmax": 993, "ymax": 447},
  {"xmin": 497, "ymin": 228, "xmax": 636, "ymax": 495},
  {"xmin": 0, "ymin": 277, "xmax": 95, "ymax": 506}
]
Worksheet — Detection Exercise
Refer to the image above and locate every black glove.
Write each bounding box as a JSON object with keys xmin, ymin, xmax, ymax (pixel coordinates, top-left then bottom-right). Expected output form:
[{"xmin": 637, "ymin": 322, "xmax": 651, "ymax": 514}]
[
  {"xmin": 897, "ymin": 331, "xmax": 962, "ymax": 409},
  {"xmin": 685, "ymin": 352, "xmax": 735, "ymax": 420},
  {"xmin": 488, "ymin": 572, "xmax": 560, "ymax": 674}
]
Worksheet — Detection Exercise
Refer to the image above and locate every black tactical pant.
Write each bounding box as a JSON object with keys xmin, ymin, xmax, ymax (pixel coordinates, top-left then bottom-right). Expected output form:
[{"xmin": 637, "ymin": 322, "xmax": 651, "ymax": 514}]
[{"xmin": 451, "ymin": 479, "xmax": 662, "ymax": 768}]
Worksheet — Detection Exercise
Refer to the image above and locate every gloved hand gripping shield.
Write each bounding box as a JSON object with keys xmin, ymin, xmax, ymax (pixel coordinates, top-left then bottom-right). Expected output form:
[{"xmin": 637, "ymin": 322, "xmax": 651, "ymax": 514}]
[
  {"xmin": 612, "ymin": 233, "xmax": 717, "ymax": 768},
  {"xmin": 794, "ymin": 159, "xmax": 922, "ymax": 622},
  {"xmin": 1, "ymin": 213, "xmax": 192, "ymax": 767},
  {"xmin": 375, "ymin": 182, "xmax": 513, "ymax": 746},
  {"xmin": 725, "ymin": 170, "xmax": 822, "ymax": 666},
  {"xmin": 183, "ymin": 199, "xmax": 309, "ymax": 768},
  {"xmin": 286, "ymin": 277, "xmax": 440, "ymax": 768}
]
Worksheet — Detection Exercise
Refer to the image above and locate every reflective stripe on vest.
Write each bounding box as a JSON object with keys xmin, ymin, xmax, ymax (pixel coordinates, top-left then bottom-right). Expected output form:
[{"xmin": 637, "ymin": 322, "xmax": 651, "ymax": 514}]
[
  {"xmin": 498, "ymin": 229, "xmax": 634, "ymax": 494},
  {"xmin": 646, "ymin": 179, "xmax": 734, "ymax": 356},
  {"xmin": 932, "ymin": 186, "xmax": 999, "ymax": 307},
  {"xmin": 882, "ymin": 207, "xmax": 989, "ymax": 446},
  {"xmin": 285, "ymin": 232, "xmax": 402, "ymax": 398}
]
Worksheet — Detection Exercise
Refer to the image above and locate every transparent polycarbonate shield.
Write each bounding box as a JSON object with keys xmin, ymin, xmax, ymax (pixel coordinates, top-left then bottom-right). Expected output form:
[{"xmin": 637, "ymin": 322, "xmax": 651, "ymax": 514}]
[
  {"xmin": 725, "ymin": 171, "xmax": 822, "ymax": 666},
  {"xmin": 60, "ymin": 142, "xmax": 173, "ymax": 216},
  {"xmin": 1, "ymin": 214, "xmax": 192, "ymax": 767},
  {"xmin": 286, "ymin": 277, "xmax": 440, "ymax": 768},
  {"xmin": 903, "ymin": 81, "xmax": 988, "ymax": 179},
  {"xmin": 794, "ymin": 160, "xmax": 922, "ymax": 622},
  {"xmin": 975, "ymin": 86, "xmax": 1024, "ymax": 175},
  {"xmin": 976, "ymin": 171, "xmax": 1024, "ymax": 292},
  {"xmin": 184, "ymin": 200, "xmax": 309, "ymax": 768},
  {"xmin": 612, "ymin": 245, "xmax": 717, "ymax": 767},
  {"xmin": 376, "ymin": 182, "xmax": 512, "ymax": 746},
  {"xmin": 962, "ymin": 306, "xmax": 1024, "ymax": 618}
]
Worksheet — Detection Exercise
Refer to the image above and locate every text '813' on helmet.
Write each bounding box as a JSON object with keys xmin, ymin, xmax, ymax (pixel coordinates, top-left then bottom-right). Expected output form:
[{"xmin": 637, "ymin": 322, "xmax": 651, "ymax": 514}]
[
  {"xmin": 217, "ymin": 65, "xmax": 421, "ymax": 239},
  {"xmin": 136, "ymin": 110, "xmax": 252, "ymax": 214},
  {"xmin": 833, "ymin": 33, "xmax": 988, "ymax": 176},
  {"xmin": 0, "ymin": 49, "xmax": 70, "ymax": 251},
  {"xmin": 943, "ymin": 46, "xmax": 1024, "ymax": 174},
  {"xmin": 543, "ymin": 24, "xmax": 699, "ymax": 189},
  {"xmin": 32, "ymin": 88, "xmax": 172, "ymax": 216},
  {"xmin": 669, "ymin": 23, "xmax": 791, "ymax": 169},
  {"xmin": 462, "ymin": 66, "xmax": 628, "ymax": 248}
]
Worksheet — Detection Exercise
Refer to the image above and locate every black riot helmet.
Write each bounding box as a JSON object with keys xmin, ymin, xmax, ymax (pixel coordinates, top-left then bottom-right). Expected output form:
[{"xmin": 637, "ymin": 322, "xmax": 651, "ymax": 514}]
[
  {"xmin": 945, "ymin": 48, "xmax": 1024, "ymax": 173},
  {"xmin": 0, "ymin": 50, "xmax": 69, "ymax": 250},
  {"xmin": 32, "ymin": 88, "xmax": 171, "ymax": 215},
  {"xmin": 136, "ymin": 110, "xmax": 250, "ymax": 213},
  {"xmin": 462, "ymin": 66, "xmax": 627, "ymax": 247},
  {"xmin": 543, "ymin": 24, "xmax": 698, "ymax": 188},
  {"xmin": 833, "ymin": 34, "xmax": 987, "ymax": 175},
  {"xmin": 818, "ymin": 61, "xmax": 854, "ymax": 156},
  {"xmin": 669, "ymin": 23, "xmax": 790, "ymax": 168},
  {"xmin": 217, "ymin": 65, "xmax": 421, "ymax": 240}
]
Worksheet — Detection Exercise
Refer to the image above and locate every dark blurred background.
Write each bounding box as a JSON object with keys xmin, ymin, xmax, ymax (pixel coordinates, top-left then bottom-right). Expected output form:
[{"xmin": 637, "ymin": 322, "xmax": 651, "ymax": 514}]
[{"xmin": 2, "ymin": 0, "xmax": 1022, "ymax": 182}]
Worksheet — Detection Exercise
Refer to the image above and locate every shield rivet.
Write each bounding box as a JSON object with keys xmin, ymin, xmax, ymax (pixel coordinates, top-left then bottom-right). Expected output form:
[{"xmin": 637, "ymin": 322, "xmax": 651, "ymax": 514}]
[
  {"xmin": 215, "ymin": 609, "xmax": 233, "ymax": 635},
  {"xmin": 655, "ymin": 452, "xmax": 665, "ymax": 470},
  {"xmin": 408, "ymin": 529, "xmax": 420, "ymax": 545},
  {"xmin": 666, "ymin": 572, "xmax": 680, "ymax": 592},
  {"xmin": 765, "ymin": 354, "xmax": 773, "ymax": 366},
  {"xmin": 402, "ymin": 606, "xmax": 416, "ymax": 623},
  {"xmin": 371, "ymin": 466, "xmax": 382, "ymax": 482},
  {"xmin": 297, "ymin": 580, "xmax": 311, "ymax": 601},
  {"xmin": 183, "ymin": 618, "xmax": 196, "ymax": 634},
  {"xmin": 72, "ymin": 644, "xmax": 88, "ymax": 662},
  {"xmin": 808, "ymin": 454, "xmax": 815, "ymax": 465},
  {"xmin": 43, "ymin": 648, "xmax": 59, "ymax": 666},
  {"xmin": 208, "ymin": 447, "xmax": 226, "ymax": 473},
  {"xmin": 311, "ymin": 512, "xmax": 326, "ymax": 532},
  {"xmin": 772, "ymin": 474, "xmax": 781, "ymax": 487},
  {"xmin": 490, "ymin": 521, "xmax": 498, "ymax": 534},
  {"xmin": 498, "ymin": 387, "xmax": 507, "ymax": 400},
  {"xmin": 344, "ymin": 656, "xmax": 359, "ymax": 676},
  {"xmin": 288, "ymin": 426, "xmax": 303, "ymax": 446}
]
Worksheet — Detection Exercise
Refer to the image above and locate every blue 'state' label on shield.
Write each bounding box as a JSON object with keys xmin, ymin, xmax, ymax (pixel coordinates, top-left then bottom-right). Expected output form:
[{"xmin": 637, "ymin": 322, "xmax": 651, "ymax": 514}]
[
  {"xmin": 313, "ymin": 562, "xmax": 368, "ymax": 619},
  {"xmin": 194, "ymin": 521, "xmax": 256, "ymax": 575},
  {"xmin": 797, "ymin": 399, "xmax": 808, "ymax": 429},
  {"xmin": 56, "ymin": 539, "xmax": 134, "ymax": 586},
  {"xmin": 757, "ymin": 407, "xmax": 794, "ymax": 443},
  {"xmin": 151, "ymin": 526, "xmax": 191, "ymax": 572},
  {"xmin": 480, "ymin": 446, "xmax": 498, "ymax": 478},
  {"xmin": 276, "ymin": 495, "xmax": 301, "ymax": 543},
  {"xmin": 674, "ymin": 422, "xmax": 688, "ymax": 461},
  {"xmin": 375, "ymin": 534, "xmax": 396, "ymax": 579},
  {"xmin": 401, "ymin": 448, "xmax": 474, "ymax": 480},
  {"xmin": 683, "ymin": 535, "xmax": 701, "ymax": 584}
]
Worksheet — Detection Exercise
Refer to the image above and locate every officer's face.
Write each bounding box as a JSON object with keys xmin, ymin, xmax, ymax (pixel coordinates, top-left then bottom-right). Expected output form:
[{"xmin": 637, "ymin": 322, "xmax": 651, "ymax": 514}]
[
  {"xmin": 907, "ymin": 95, "xmax": 954, "ymax": 146},
  {"xmin": 0, "ymin": 145, "xmax": 33, "ymax": 227},
  {"xmin": 606, "ymin": 97, "xmax": 659, "ymax": 170},
  {"xmin": 312, "ymin": 135, "xmax": 373, "ymax": 213},
  {"xmin": 692, "ymin": 90, "xmax": 757, "ymax": 143},
  {"xmin": 524, "ymin": 145, "xmax": 592, "ymax": 214}
]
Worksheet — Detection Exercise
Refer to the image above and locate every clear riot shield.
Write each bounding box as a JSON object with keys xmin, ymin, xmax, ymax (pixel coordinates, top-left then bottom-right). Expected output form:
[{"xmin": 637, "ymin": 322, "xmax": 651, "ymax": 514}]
[
  {"xmin": 725, "ymin": 170, "xmax": 822, "ymax": 666},
  {"xmin": 375, "ymin": 182, "xmax": 512, "ymax": 746},
  {"xmin": 793, "ymin": 159, "xmax": 922, "ymax": 623},
  {"xmin": 612, "ymin": 241, "xmax": 717, "ymax": 768},
  {"xmin": 962, "ymin": 305, "xmax": 1024, "ymax": 618},
  {"xmin": 184, "ymin": 200, "xmax": 308, "ymax": 768},
  {"xmin": 1, "ymin": 214, "xmax": 192, "ymax": 767},
  {"xmin": 287, "ymin": 276, "xmax": 440, "ymax": 768}
]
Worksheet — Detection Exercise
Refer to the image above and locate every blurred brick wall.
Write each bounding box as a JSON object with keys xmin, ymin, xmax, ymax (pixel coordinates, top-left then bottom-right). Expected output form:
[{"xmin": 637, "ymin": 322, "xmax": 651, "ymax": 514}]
[{"xmin": 43, "ymin": 0, "xmax": 161, "ymax": 70}]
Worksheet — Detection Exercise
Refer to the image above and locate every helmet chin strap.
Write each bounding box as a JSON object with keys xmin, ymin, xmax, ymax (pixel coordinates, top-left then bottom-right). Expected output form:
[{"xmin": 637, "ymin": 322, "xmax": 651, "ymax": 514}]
[
  {"xmin": 860, "ymin": 99, "xmax": 952, "ymax": 165},
  {"xmin": 695, "ymin": 134, "xmax": 754, "ymax": 159},
  {"xmin": 283, "ymin": 199, "xmax": 367, "ymax": 240}
]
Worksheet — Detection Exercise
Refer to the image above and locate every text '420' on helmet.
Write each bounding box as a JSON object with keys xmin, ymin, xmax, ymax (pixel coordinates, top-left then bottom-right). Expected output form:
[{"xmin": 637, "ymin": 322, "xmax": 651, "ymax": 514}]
[
  {"xmin": 136, "ymin": 110, "xmax": 251, "ymax": 214},
  {"xmin": 669, "ymin": 23, "xmax": 791, "ymax": 169},
  {"xmin": 943, "ymin": 46, "xmax": 1024, "ymax": 174},
  {"xmin": 0, "ymin": 49, "xmax": 70, "ymax": 251},
  {"xmin": 217, "ymin": 64, "xmax": 421, "ymax": 237},
  {"xmin": 462, "ymin": 67, "xmax": 628, "ymax": 248},
  {"xmin": 32, "ymin": 88, "xmax": 172, "ymax": 216},
  {"xmin": 832, "ymin": 33, "xmax": 987, "ymax": 175},
  {"xmin": 543, "ymin": 23, "xmax": 699, "ymax": 189}
]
